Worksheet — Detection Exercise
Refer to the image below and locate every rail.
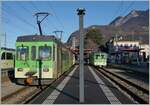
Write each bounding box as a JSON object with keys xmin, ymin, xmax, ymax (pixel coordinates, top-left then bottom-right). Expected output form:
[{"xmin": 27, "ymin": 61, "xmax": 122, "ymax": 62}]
[
  {"xmin": 94, "ymin": 66, "xmax": 149, "ymax": 104},
  {"xmin": 1, "ymin": 65, "xmax": 76, "ymax": 104}
]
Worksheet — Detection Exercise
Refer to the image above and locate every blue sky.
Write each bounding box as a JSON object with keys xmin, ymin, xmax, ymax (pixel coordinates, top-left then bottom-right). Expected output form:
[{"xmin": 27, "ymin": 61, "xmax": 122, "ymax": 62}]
[{"xmin": 1, "ymin": 1, "xmax": 149, "ymax": 48}]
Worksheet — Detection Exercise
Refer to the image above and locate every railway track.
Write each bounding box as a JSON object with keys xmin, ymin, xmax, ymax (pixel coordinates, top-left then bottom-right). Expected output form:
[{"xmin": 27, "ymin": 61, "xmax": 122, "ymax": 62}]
[
  {"xmin": 1, "ymin": 78, "xmax": 62, "ymax": 104},
  {"xmin": 1, "ymin": 65, "xmax": 75, "ymax": 104},
  {"xmin": 1, "ymin": 86, "xmax": 41, "ymax": 104},
  {"xmin": 94, "ymin": 66, "xmax": 149, "ymax": 104}
]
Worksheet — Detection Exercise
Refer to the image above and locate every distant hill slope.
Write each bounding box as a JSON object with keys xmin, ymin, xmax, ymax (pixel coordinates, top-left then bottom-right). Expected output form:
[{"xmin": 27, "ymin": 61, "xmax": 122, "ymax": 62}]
[
  {"xmin": 110, "ymin": 10, "xmax": 149, "ymax": 27},
  {"xmin": 67, "ymin": 9, "xmax": 149, "ymax": 46}
]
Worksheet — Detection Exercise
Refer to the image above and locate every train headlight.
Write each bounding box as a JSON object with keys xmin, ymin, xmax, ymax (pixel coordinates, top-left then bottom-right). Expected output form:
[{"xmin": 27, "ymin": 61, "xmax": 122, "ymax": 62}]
[
  {"xmin": 17, "ymin": 68, "xmax": 23, "ymax": 72},
  {"xmin": 43, "ymin": 68, "xmax": 49, "ymax": 72}
]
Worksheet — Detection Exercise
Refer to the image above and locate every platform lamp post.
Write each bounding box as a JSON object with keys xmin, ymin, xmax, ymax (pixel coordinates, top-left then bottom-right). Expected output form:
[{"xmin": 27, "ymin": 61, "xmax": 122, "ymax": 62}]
[{"xmin": 77, "ymin": 8, "xmax": 85, "ymax": 103}]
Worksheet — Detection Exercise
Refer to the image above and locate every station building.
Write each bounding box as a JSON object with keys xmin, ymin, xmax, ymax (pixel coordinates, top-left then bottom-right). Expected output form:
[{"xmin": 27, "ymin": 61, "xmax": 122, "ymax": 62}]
[{"xmin": 108, "ymin": 40, "xmax": 149, "ymax": 64}]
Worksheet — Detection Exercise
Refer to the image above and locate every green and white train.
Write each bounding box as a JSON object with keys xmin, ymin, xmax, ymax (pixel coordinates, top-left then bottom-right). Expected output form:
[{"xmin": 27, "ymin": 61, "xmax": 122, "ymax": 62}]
[
  {"xmin": 89, "ymin": 52, "xmax": 108, "ymax": 67},
  {"xmin": 15, "ymin": 35, "xmax": 74, "ymax": 85},
  {"xmin": 0, "ymin": 47, "xmax": 15, "ymax": 70}
]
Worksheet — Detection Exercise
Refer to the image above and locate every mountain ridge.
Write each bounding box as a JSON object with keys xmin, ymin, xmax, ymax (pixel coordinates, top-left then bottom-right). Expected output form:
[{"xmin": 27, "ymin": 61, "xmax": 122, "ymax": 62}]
[{"xmin": 67, "ymin": 9, "xmax": 149, "ymax": 46}]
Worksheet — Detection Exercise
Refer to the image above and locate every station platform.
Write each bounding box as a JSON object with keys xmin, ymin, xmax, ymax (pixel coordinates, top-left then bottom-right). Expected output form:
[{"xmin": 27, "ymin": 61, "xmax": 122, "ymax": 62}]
[{"xmin": 29, "ymin": 65, "xmax": 135, "ymax": 104}]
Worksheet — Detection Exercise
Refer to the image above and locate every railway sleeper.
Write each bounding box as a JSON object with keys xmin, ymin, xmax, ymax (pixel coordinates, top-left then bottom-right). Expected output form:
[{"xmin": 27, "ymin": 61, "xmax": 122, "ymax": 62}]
[{"xmin": 96, "ymin": 67, "xmax": 149, "ymax": 104}]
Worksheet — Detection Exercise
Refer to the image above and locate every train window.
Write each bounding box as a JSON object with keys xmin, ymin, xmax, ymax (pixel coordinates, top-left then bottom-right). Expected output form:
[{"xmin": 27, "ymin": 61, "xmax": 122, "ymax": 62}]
[
  {"xmin": 31, "ymin": 46, "xmax": 36, "ymax": 60},
  {"xmin": 6, "ymin": 53, "xmax": 13, "ymax": 59},
  {"xmin": 17, "ymin": 46, "xmax": 29, "ymax": 60},
  {"xmin": 39, "ymin": 46, "xmax": 51, "ymax": 60},
  {"xmin": 101, "ymin": 55, "xmax": 104, "ymax": 59},
  {"xmin": 1, "ymin": 52, "xmax": 6, "ymax": 60},
  {"xmin": 96, "ymin": 55, "xmax": 100, "ymax": 59},
  {"xmin": 53, "ymin": 45, "xmax": 55, "ymax": 61}
]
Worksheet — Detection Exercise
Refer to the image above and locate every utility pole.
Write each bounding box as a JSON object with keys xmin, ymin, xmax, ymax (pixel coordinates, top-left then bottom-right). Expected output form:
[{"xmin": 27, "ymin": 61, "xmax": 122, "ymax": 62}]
[
  {"xmin": 35, "ymin": 12, "xmax": 49, "ymax": 35},
  {"xmin": 77, "ymin": 8, "xmax": 85, "ymax": 103}
]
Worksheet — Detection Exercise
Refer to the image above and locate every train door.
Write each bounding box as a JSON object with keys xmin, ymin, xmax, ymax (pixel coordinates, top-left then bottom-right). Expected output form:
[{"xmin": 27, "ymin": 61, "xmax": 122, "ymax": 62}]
[{"xmin": 38, "ymin": 46, "xmax": 53, "ymax": 78}]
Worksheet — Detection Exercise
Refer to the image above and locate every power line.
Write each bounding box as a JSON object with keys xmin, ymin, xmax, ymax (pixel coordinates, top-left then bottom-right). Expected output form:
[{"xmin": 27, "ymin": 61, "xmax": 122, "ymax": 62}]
[
  {"xmin": 111, "ymin": 1, "xmax": 124, "ymax": 20},
  {"xmin": 3, "ymin": 16, "xmax": 31, "ymax": 32},
  {"xmin": 48, "ymin": 2, "xmax": 65, "ymax": 30},
  {"xmin": 121, "ymin": 1, "xmax": 135, "ymax": 16},
  {"xmin": 2, "ymin": 7, "xmax": 37, "ymax": 30},
  {"xmin": 30, "ymin": 1, "xmax": 40, "ymax": 11},
  {"xmin": 20, "ymin": 4, "xmax": 34, "ymax": 15}
]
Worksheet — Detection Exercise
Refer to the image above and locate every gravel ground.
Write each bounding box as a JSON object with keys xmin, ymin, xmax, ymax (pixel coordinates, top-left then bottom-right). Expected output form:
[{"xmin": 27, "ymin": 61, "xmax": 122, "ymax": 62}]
[
  {"xmin": 1, "ymin": 79, "xmax": 39, "ymax": 104},
  {"xmin": 1, "ymin": 80, "xmax": 24, "ymax": 98}
]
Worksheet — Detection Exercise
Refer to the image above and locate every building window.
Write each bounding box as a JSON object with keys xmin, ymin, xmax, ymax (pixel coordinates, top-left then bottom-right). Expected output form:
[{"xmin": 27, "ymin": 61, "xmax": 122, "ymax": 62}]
[
  {"xmin": 96, "ymin": 55, "xmax": 100, "ymax": 59},
  {"xmin": 1, "ymin": 52, "xmax": 5, "ymax": 60}
]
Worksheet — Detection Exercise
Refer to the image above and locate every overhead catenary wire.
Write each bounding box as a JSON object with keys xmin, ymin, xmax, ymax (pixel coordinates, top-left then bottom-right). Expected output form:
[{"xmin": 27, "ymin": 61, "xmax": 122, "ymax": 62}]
[
  {"xmin": 2, "ymin": 7, "xmax": 37, "ymax": 30},
  {"xmin": 111, "ymin": 1, "xmax": 124, "ymax": 20},
  {"xmin": 3, "ymin": 17, "xmax": 31, "ymax": 32},
  {"xmin": 120, "ymin": 1, "xmax": 135, "ymax": 16},
  {"xmin": 110, "ymin": 1, "xmax": 135, "ymax": 40},
  {"xmin": 111, "ymin": 1, "xmax": 135, "ymax": 22},
  {"xmin": 20, "ymin": 4, "xmax": 34, "ymax": 15},
  {"xmin": 48, "ymin": 2, "xmax": 74, "ymax": 42},
  {"xmin": 30, "ymin": 1, "xmax": 40, "ymax": 12},
  {"xmin": 3, "ymin": 9, "xmax": 32, "ymax": 32},
  {"xmin": 48, "ymin": 2, "xmax": 65, "ymax": 30},
  {"xmin": 48, "ymin": 2, "xmax": 66, "ymax": 40}
]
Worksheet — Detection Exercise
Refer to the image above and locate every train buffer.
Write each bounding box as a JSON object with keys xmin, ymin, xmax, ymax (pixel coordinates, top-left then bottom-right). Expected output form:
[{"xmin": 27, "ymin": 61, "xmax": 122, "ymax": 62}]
[{"xmin": 28, "ymin": 65, "xmax": 136, "ymax": 104}]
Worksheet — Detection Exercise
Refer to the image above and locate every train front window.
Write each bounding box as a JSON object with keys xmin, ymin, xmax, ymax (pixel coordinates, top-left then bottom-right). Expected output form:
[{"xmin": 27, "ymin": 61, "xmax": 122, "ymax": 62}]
[
  {"xmin": 101, "ymin": 55, "xmax": 104, "ymax": 59},
  {"xmin": 96, "ymin": 55, "xmax": 100, "ymax": 59},
  {"xmin": 17, "ymin": 47, "xmax": 28, "ymax": 60},
  {"xmin": 39, "ymin": 46, "xmax": 51, "ymax": 60},
  {"xmin": 1, "ymin": 53, "xmax": 5, "ymax": 60},
  {"xmin": 6, "ymin": 53, "xmax": 13, "ymax": 60}
]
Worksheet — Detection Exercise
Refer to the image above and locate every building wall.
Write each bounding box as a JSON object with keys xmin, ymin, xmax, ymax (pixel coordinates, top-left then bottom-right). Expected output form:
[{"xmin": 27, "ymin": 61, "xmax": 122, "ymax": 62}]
[
  {"xmin": 140, "ymin": 44, "xmax": 150, "ymax": 59},
  {"xmin": 113, "ymin": 41, "xmax": 140, "ymax": 47}
]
